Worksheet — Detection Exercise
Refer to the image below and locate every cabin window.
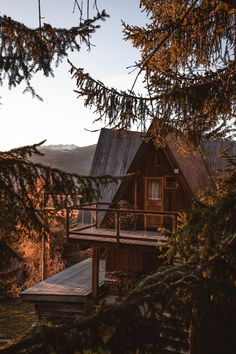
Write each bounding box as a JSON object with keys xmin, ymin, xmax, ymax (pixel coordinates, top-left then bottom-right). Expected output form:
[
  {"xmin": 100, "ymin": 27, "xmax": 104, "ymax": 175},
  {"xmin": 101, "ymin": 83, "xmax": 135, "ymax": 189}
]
[
  {"xmin": 147, "ymin": 179, "xmax": 161, "ymax": 200},
  {"xmin": 165, "ymin": 176, "xmax": 178, "ymax": 189}
]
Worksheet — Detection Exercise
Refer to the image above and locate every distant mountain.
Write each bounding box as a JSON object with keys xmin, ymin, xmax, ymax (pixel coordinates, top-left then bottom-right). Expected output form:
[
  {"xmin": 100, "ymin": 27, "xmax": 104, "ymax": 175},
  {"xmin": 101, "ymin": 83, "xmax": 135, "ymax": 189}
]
[
  {"xmin": 42, "ymin": 144, "xmax": 78, "ymax": 151},
  {"xmin": 30, "ymin": 144, "xmax": 96, "ymax": 175}
]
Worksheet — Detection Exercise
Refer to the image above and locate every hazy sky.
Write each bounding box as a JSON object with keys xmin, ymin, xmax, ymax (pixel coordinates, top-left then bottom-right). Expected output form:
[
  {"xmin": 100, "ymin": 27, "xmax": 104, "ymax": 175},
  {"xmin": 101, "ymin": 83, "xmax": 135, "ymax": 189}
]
[{"xmin": 0, "ymin": 1, "xmax": 147, "ymax": 150}]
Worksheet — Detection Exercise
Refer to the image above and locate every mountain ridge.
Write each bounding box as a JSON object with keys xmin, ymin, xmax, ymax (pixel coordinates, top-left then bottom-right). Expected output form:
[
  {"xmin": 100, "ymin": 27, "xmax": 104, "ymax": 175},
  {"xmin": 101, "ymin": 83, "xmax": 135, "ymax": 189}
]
[{"xmin": 30, "ymin": 144, "xmax": 96, "ymax": 176}]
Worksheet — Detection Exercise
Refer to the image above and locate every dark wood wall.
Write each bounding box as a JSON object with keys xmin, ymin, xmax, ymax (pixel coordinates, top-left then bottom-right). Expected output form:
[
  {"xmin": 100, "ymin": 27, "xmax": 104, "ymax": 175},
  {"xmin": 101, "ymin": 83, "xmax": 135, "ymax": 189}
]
[
  {"xmin": 106, "ymin": 248, "xmax": 159, "ymax": 273},
  {"xmin": 123, "ymin": 145, "xmax": 190, "ymax": 212},
  {"xmin": 105, "ymin": 143, "xmax": 191, "ymax": 276}
]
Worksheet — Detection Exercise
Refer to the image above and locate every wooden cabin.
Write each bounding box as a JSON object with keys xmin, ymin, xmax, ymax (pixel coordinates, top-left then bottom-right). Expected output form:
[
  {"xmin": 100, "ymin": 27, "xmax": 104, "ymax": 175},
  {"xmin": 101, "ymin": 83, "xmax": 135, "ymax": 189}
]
[
  {"xmin": 21, "ymin": 129, "xmax": 236, "ymax": 317},
  {"xmin": 67, "ymin": 129, "xmax": 236, "ymax": 302}
]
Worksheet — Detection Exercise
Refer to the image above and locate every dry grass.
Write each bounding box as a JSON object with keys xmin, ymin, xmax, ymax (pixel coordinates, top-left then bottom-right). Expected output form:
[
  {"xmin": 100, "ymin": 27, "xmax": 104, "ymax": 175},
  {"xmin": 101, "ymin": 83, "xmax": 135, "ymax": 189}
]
[{"xmin": 0, "ymin": 299, "xmax": 38, "ymax": 344}]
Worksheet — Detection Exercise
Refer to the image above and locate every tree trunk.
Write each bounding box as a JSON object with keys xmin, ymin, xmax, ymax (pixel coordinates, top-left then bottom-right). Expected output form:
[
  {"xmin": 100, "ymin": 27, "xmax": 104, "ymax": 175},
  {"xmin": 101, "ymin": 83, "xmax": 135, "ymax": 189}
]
[{"xmin": 190, "ymin": 304, "xmax": 236, "ymax": 354}]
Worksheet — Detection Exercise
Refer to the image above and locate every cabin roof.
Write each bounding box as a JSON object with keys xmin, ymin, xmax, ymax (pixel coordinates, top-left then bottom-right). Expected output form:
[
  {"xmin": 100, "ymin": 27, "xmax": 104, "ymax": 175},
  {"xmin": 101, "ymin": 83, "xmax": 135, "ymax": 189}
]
[
  {"xmin": 90, "ymin": 128, "xmax": 236, "ymax": 203},
  {"xmin": 165, "ymin": 136, "xmax": 214, "ymax": 199},
  {"xmin": 202, "ymin": 140, "xmax": 236, "ymax": 177},
  {"xmin": 90, "ymin": 128, "xmax": 143, "ymax": 204}
]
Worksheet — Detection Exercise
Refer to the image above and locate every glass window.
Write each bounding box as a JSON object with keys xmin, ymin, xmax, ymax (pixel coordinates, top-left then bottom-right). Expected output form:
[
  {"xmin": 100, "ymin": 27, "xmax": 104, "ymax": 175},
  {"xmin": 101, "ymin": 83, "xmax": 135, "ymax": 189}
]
[{"xmin": 147, "ymin": 179, "xmax": 161, "ymax": 200}]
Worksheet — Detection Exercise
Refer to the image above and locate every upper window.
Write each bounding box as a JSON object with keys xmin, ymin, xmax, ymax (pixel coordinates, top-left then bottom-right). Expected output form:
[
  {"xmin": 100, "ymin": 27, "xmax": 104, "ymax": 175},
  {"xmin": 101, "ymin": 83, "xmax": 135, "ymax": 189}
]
[{"xmin": 147, "ymin": 179, "xmax": 162, "ymax": 200}]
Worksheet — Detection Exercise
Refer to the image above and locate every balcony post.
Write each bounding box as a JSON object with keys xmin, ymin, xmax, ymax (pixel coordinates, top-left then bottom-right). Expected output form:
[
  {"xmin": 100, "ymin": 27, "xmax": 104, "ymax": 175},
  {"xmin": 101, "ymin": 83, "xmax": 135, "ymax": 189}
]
[
  {"xmin": 95, "ymin": 202, "xmax": 99, "ymax": 228},
  {"xmin": 92, "ymin": 247, "xmax": 99, "ymax": 304},
  {"xmin": 66, "ymin": 207, "xmax": 70, "ymax": 243},
  {"xmin": 41, "ymin": 193, "xmax": 47, "ymax": 280},
  {"xmin": 115, "ymin": 211, "xmax": 120, "ymax": 244},
  {"xmin": 175, "ymin": 214, "xmax": 178, "ymax": 231},
  {"xmin": 134, "ymin": 175, "xmax": 138, "ymax": 209},
  {"xmin": 41, "ymin": 230, "xmax": 46, "ymax": 280}
]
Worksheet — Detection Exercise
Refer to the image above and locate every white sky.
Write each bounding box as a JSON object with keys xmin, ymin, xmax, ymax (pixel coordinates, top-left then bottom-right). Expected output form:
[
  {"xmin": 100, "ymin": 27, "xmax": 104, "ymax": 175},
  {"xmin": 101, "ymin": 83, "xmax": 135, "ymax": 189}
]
[{"xmin": 0, "ymin": 0, "xmax": 147, "ymax": 150}]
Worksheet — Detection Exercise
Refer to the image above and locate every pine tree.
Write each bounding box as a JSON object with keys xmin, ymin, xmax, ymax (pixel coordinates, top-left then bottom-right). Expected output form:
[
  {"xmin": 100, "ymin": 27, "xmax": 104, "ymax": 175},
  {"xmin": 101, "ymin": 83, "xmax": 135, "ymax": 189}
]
[
  {"xmin": 0, "ymin": 2, "xmax": 115, "ymax": 292},
  {"xmin": 73, "ymin": 0, "xmax": 236, "ymax": 146},
  {"xmin": 2, "ymin": 154, "xmax": 235, "ymax": 354},
  {"xmin": 1, "ymin": 1, "xmax": 236, "ymax": 353},
  {"xmin": 0, "ymin": 7, "xmax": 107, "ymax": 97}
]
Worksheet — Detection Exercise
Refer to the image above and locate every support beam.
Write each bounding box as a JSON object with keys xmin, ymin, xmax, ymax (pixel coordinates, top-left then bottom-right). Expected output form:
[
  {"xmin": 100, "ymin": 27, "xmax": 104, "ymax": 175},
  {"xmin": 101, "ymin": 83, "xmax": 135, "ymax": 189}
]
[
  {"xmin": 92, "ymin": 247, "xmax": 99, "ymax": 304},
  {"xmin": 41, "ymin": 231, "xmax": 46, "ymax": 281},
  {"xmin": 115, "ymin": 212, "xmax": 120, "ymax": 244},
  {"xmin": 134, "ymin": 175, "xmax": 138, "ymax": 209},
  {"xmin": 95, "ymin": 202, "xmax": 99, "ymax": 228},
  {"xmin": 66, "ymin": 208, "xmax": 70, "ymax": 243}
]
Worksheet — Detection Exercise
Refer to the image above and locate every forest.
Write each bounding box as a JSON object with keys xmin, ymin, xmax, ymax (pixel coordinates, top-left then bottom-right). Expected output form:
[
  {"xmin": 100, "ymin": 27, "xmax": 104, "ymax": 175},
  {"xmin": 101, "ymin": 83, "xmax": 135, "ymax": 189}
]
[{"xmin": 0, "ymin": 1, "xmax": 236, "ymax": 353}]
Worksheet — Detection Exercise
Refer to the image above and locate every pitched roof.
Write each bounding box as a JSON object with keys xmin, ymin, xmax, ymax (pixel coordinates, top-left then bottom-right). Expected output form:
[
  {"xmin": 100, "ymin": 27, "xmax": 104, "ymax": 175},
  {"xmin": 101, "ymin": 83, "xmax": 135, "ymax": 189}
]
[
  {"xmin": 202, "ymin": 140, "xmax": 236, "ymax": 177},
  {"xmin": 90, "ymin": 128, "xmax": 236, "ymax": 203},
  {"xmin": 165, "ymin": 136, "xmax": 214, "ymax": 199},
  {"xmin": 90, "ymin": 128, "xmax": 143, "ymax": 204}
]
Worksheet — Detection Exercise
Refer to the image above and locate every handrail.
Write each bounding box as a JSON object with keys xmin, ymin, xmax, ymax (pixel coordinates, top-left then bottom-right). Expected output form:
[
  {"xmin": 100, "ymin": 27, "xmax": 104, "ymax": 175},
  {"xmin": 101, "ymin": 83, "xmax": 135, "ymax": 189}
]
[
  {"xmin": 69, "ymin": 230, "xmax": 168, "ymax": 244},
  {"xmin": 65, "ymin": 203, "xmax": 180, "ymax": 244},
  {"xmin": 68, "ymin": 205, "xmax": 179, "ymax": 217}
]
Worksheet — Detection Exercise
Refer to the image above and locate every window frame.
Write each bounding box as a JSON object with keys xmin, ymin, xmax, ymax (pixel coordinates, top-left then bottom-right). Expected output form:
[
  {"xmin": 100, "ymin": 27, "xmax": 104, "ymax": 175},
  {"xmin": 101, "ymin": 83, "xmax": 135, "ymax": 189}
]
[{"xmin": 146, "ymin": 177, "xmax": 162, "ymax": 201}]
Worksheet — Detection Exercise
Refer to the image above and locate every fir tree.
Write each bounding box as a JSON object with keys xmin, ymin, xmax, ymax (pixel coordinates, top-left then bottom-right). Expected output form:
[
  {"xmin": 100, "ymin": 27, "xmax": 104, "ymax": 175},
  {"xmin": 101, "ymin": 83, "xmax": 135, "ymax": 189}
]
[
  {"xmin": 2, "ymin": 154, "xmax": 235, "ymax": 354},
  {"xmin": 73, "ymin": 0, "xmax": 236, "ymax": 146},
  {"xmin": 0, "ymin": 1, "xmax": 114, "ymax": 292},
  {"xmin": 1, "ymin": 1, "xmax": 236, "ymax": 354}
]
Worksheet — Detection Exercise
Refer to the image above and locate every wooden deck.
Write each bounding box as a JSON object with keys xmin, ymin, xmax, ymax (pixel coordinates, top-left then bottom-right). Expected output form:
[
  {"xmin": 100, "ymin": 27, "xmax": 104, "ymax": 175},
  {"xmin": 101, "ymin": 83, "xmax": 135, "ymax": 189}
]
[
  {"xmin": 21, "ymin": 258, "xmax": 105, "ymax": 303},
  {"xmin": 69, "ymin": 226, "xmax": 168, "ymax": 248}
]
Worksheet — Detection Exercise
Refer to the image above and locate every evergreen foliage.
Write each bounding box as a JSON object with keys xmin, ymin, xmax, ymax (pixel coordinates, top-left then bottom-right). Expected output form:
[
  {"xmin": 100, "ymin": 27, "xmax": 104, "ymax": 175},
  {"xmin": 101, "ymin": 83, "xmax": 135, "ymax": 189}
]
[
  {"xmin": 1, "ymin": 1, "xmax": 236, "ymax": 353},
  {"xmin": 0, "ymin": 141, "xmax": 118, "ymax": 237},
  {"xmin": 1, "ymin": 156, "xmax": 235, "ymax": 353},
  {"xmin": 0, "ymin": 10, "xmax": 108, "ymax": 97},
  {"xmin": 0, "ymin": 1, "xmax": 114, "ymax": 285},
  {"xmin": 72, "ymin": 0, "xmax": 236, "ymax": 145},
  {"xmin": 0, "ymin": 238, "xmax": 23, "ymax": 297},
  {"xmin": 0, "ymin": 140, "xmax": 119, "ymax": 296}
]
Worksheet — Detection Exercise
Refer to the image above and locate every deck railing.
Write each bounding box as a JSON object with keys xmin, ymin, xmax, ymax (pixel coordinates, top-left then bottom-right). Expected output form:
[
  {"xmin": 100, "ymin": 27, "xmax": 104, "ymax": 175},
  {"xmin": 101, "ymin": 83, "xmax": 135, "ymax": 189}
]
[{"xmin": 65, "ymin": 202, "xmax": 179, "ymax": 243}]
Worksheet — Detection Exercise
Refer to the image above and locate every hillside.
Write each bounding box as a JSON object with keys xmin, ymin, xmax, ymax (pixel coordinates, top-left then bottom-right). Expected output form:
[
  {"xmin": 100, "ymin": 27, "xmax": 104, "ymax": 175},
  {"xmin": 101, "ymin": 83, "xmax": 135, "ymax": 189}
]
[{"xmin": 30, "ymin": 144, "xmax": 96, "ymax": 175}]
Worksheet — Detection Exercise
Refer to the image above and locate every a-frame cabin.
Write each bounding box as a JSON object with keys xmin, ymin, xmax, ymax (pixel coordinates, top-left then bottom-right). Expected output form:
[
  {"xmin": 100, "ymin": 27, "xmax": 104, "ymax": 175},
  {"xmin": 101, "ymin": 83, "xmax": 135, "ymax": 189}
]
[
  {"xmin": 21, "ymin": 128, "xmax": 236, "ymax": 317},
  {"xmin": 67, "ymin": 129, "xmax": 236, "ymax": 302}
]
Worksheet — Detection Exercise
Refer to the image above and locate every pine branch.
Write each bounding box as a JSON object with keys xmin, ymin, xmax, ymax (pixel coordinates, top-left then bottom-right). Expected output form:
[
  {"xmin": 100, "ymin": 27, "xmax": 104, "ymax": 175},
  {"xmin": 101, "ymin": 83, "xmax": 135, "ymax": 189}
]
[
  {"xmin": 0, "ymin": 142, "xmax": 121, "ymax": 236},
  {"xmin": 129, "ymin": 0, "xmax": 199, "ymax": 92},
  {"xmin": 0, "ymin": 140, "xmax": 46, "ymax": 159},
  {"xmin": 0, "ymin": 11, "xmax": 108, "ymax": 93},
  {"xmin": 70, "ymin": 63, "xmax": 151, "ymax": 131},
  {"xmin": 71, "ymin": 60, "xmax": 236, "ymax": 144}
]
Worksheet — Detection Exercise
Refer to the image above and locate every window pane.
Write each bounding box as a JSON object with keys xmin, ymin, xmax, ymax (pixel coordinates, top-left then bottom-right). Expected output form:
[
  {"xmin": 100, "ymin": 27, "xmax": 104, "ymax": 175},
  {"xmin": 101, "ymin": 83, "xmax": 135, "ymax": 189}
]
[{"xmin": 148, "ymin": 180, "xmax": 161, "ymax": 199}]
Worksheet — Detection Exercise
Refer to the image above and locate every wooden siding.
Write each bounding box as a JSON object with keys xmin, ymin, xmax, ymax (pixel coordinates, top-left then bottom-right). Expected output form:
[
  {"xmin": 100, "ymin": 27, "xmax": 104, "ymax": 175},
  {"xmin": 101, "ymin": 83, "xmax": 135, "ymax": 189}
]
[
  {"xmin": 119, "ymin": 145, "xmax": 190, "ymax": 214},
  {"xmin": 91, "ymin": 129, "xmax": 236, "ymax": 206},
  {"xmin": 106, "ymin": 248, "xmax": 159, "ymax": 273}
]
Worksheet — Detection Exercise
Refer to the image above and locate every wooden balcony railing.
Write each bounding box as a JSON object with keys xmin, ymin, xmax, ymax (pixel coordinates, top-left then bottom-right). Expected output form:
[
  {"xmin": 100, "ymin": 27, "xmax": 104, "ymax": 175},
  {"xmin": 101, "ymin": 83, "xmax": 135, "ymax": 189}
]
[{"xmin": 65, "ymin": 202, "xmax": 180, "ymax": 244}]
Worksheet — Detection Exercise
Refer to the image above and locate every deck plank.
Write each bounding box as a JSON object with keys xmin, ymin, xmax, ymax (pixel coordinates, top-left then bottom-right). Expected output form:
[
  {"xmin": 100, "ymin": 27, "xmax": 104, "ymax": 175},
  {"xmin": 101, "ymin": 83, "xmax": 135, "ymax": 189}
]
[
  {"xmin": 21, "ymin": 258, "xmax": 105, "ymax": 303},
  {"xmin": 69, "ymin": 227, "xmax": 168, "ymax": 247}
]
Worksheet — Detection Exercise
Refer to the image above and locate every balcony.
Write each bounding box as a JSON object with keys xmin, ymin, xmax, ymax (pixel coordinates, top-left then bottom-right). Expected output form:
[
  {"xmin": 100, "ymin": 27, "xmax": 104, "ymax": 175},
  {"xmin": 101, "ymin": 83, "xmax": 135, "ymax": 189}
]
[{"xmin": 65, "ymin": 202, "xmax": 179, "ymax": 249}]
